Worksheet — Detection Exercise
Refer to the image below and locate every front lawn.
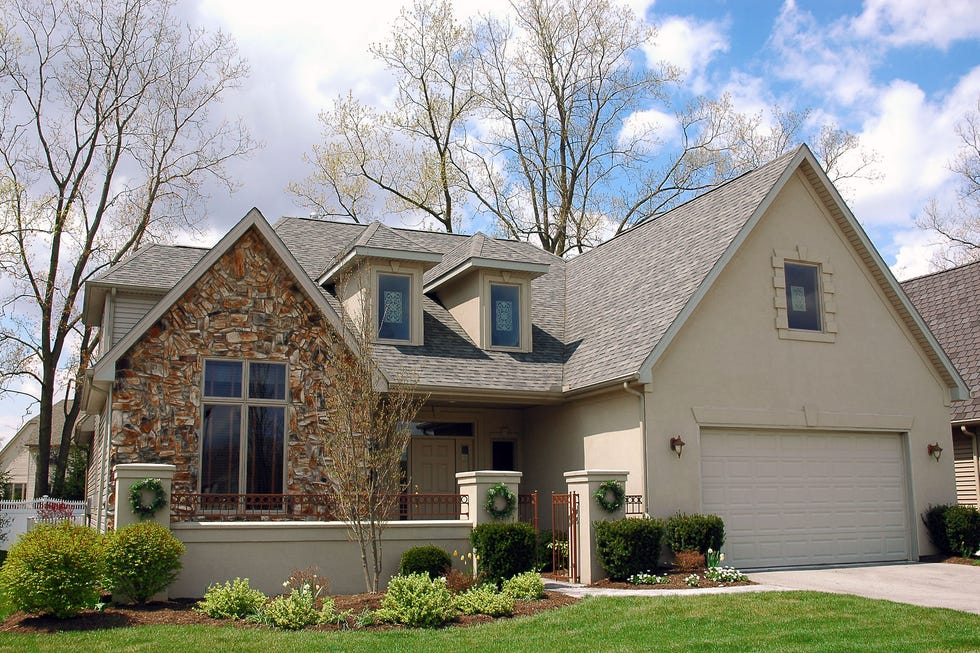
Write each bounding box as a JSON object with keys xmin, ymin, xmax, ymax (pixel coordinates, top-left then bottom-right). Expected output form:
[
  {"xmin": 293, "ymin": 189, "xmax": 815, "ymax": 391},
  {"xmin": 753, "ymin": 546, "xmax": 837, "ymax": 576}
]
[{"xmin": 1, "ymin": 591, "xmax": 978, "ymax": 652}]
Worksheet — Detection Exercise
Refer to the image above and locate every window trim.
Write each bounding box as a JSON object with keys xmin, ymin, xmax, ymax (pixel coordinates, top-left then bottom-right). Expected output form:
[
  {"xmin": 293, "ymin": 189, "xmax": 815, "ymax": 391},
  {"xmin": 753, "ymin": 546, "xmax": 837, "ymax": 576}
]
[
  {"xmin": 375, "ymin": 271, "xmax": 413, "ymax": 344},
  {"xmin": 772, "ymin": 247, "xmax": 837, "ymax": 343},
  {"xmin": 481, "ymin": 274, "xmax": 532, "ymax": 352},
  {"xmin": 371, "ymin": 267, "xmax": 424, "ymax": 346},
  {"xmin": 199, "ymin": 358, "xmax": 288, "ymax": 496}
]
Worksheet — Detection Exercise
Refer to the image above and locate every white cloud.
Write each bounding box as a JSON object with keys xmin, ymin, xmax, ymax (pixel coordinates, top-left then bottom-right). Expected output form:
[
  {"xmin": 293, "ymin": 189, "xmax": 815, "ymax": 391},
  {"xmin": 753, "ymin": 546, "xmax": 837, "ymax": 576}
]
[
  {"xmin": 619, "ymin": 108, "xmax": 678, "ymax": 150},
  {"xmin": 889, "ymin": 228, "xmax": 947, "ymax": 280},
  {"xmin": 645, "ymin": 16, "xmax": 729, "ymax": 84},
  {"xmin": 851, "ymin": 0, "xmax": 980, "ymax": 49}
]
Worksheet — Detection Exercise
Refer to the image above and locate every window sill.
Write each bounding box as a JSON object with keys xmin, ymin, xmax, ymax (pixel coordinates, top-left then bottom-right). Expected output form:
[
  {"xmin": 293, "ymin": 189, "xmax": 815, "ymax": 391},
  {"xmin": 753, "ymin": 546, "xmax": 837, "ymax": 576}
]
[{"xmin": 777, "ymin": 328, "xmax": 836, "ymax": 343}]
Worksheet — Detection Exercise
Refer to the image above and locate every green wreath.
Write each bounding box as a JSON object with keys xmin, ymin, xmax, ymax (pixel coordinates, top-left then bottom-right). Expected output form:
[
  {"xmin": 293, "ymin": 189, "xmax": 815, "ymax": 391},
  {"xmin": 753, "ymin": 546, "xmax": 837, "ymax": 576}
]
[
  {"xmin": 129, "ymin": 478, "xmax": 167, "ymax": 519},
  {"xmin": 484, "ymin": 482, "xmax": 516, "ymax": 520},
  {"xmin": 593, "ymin": 480, "xmax": 625, "ymax": 513}
]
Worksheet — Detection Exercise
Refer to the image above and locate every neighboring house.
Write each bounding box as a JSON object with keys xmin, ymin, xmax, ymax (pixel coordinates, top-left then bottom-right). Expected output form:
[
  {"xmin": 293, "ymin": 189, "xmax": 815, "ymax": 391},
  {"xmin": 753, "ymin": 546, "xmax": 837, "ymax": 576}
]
[
  {"xmin": 903, "ymin": 261, "xmax": 980, "ymax": 507},
  {"xmin": 0, "ymin": 400, "xmax": 94, "ymax": 499},
  {"xmin": 80, "ymin": 145, "xmax": 967, "ymax": 571}
]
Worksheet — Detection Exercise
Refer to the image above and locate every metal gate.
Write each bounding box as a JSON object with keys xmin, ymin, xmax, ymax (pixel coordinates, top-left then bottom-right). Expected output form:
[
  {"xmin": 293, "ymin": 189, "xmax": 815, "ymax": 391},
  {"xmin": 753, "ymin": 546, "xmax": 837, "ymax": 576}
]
[{"xmin": 550, "ymin": 492, "xmax": 579, "ymax": 583}]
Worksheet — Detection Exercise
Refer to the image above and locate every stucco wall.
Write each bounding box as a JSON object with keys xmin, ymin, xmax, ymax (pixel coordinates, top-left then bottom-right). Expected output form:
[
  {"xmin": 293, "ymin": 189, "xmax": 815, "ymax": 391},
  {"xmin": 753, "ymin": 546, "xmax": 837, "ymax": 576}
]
[
  {"xmin": 643, "ymin": 170, "xmax": 955, "ymax": 556},
  {"xmin": 107, "ymin": 228, "xmax": 340, "ymax": 518},
  {"xmin": 171, "ymin": 520, "xmax": 473, "ymax": 597}
]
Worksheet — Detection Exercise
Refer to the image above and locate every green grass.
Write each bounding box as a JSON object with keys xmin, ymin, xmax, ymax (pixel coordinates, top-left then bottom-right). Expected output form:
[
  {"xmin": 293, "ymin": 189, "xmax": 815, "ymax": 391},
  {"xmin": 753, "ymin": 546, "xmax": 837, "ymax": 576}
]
[{"xmin": 0, "ymin": 592, "xmax": 977, "ymax": 652}]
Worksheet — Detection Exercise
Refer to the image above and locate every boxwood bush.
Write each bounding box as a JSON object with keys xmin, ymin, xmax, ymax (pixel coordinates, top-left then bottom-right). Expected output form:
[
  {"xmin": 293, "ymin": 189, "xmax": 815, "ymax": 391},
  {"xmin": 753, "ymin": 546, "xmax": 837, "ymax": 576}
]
[
  {"xmin": 665, "ymin": 513, "xmax": 725, "ymax": 554},
  {"xmin": 594, "ymin": 517, "xmax": 666, "ymax": 581},
  {"xmin": 944, "ymin": 505, "xmax": 980, "ymax": 558},
  {"xmin": 470, "ymin": 522, "xmax": 537, "ymax": 586},
  {"xmin": 0, "ymin": 522, "xmax": 104, "ymax": 617},
  {"xmin": 399, "ymin": 545, "xmax": 452, "ymax": 579},
  {"xmin": 103, "ymin": 521, "xmax": 185, "ymax": 603}
]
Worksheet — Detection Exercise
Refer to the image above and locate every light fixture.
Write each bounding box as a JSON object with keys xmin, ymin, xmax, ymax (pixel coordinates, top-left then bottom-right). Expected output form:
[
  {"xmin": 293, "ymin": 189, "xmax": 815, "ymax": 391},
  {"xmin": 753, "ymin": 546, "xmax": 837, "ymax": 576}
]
[
  {"xmin": 669, "ymin": 436, "xmax": 686, "ymax": 458},
  {"xmin": 927, "ymin": 442, "xmax": 943, "ymax": 461}
]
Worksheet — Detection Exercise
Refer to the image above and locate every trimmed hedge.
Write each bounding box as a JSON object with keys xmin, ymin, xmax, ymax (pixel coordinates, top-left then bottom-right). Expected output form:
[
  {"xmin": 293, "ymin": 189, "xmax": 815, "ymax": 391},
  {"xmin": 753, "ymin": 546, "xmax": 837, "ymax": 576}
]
[
  {"xmin": 594, "ymin": 517, "xmax": 666, "ymax": 581},
  {"xmin": 922, "ymin": 504, "xmax": 954, "ymax": 554},
  {"xmin": 400, "ymin": 545, "xmax": 452, "ymax": 579},
  {"xmin": 665, "ymin": 513, "xmax": 725, "ymax": 555},
  {"xmin": 470, "ymin": 522, "xmax": 537, "ymax": 586},
  {"xmin": 944, "ymin": 505, "xmax": 980, "ymax": 558}
]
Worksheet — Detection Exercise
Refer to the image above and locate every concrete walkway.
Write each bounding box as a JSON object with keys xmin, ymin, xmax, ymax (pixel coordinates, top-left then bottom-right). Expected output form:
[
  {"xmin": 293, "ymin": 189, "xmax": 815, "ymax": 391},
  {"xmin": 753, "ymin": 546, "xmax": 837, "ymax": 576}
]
[{"xmin": 546, "ymin": 563, "xmax": 980, "ymax": 615}]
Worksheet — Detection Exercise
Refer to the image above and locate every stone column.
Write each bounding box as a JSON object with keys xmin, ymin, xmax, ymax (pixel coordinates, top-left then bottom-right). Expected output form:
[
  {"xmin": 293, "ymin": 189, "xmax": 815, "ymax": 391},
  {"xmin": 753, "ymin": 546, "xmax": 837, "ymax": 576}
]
[
  {"xmin": 113, "ymin": 463, "xmax": 177, "ymax": 530},
  {"xmin": 564, "ymin": 469, "xmax": 629, "ymax": 585},
  {"xmin": 455, "ymin": 470, "xmax": 523, "ymax": 526}
]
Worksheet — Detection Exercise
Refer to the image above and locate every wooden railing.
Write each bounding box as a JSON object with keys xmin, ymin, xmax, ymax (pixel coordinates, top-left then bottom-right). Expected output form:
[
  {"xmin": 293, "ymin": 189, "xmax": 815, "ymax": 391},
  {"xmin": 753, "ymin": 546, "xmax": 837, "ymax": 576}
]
[{"xmin": 170, "ymin": 492, "xmax": 468, "ymax": 522}]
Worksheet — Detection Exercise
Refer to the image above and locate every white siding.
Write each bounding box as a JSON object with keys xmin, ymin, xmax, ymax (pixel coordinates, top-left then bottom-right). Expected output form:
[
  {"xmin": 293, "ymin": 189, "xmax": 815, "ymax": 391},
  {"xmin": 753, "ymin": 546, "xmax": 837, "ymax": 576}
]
[{"xmin": 953, "ymin": 431, "xmax": 979, "ymax": 507}]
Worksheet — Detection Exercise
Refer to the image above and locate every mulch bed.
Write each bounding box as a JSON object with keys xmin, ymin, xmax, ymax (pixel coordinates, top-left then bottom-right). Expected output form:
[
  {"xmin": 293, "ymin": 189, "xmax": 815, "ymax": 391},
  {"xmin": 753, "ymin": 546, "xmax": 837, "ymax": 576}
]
[
  {"xmin": 0, "ymin": 590, "xmax": 579, "ymax": 634},
  {"xmin": 940, "ymin": 555, "xmax": 980, "ymax": 567},
  {"xmin": 588, "ymin": 570, "xmax": 754, "ymax": 590}
]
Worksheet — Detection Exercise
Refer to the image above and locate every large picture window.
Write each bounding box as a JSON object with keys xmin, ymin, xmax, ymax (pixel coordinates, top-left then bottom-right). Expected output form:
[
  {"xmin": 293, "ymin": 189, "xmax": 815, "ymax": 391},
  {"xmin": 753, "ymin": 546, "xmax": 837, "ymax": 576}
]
[
  {"xmin": 377, "ymin": 273, "xmax": 412, "ymax": 341},
  {"xmin": 201, "ymin": 360, "xmax": 286, "ymax": 496}
]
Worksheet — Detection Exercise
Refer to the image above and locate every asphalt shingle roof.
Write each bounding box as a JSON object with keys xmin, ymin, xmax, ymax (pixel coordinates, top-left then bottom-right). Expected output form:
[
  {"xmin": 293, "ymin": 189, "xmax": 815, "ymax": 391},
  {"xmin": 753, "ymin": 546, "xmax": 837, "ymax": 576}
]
[
  {"xmin": 902, "ymin": 261, "xmax": 980, "ymax": 422},
  {"xmin": 91, "ymin": 148, "xmax": 803, "ymax": 396}
]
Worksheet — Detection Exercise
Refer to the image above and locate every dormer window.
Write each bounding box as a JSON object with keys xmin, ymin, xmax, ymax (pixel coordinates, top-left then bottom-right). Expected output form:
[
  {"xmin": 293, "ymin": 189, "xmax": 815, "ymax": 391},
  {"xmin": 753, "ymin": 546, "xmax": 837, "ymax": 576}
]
[
  {"xmin": 377, "ymin": 273, "xmax": 412, "ymax": 342},
  {"xmin": 490, "ymin": 283, "xmax": 521, "ymax": 348}
]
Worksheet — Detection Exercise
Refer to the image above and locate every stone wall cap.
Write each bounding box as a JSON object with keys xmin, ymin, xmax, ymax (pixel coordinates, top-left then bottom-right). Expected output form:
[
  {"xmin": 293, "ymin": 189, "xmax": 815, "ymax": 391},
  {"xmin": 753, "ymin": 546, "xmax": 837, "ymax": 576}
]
[
  {"xmin": 563, "ymin": 469, "xmax": 629, "ymax": 480},
  {"xmin": 115, "ymin": 463, "xmax": 177, "ymax": 474},
  {"xmin": 455, "ymin": 470, "xmax": 523, "ymax": 481}
]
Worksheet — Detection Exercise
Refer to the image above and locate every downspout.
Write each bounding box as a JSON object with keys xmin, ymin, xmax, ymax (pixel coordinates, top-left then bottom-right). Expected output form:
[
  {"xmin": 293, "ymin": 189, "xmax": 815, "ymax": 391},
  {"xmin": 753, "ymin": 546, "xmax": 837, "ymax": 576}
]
[{"xmin": 622, "ymin": 381, "xmax": 649, "ymax": 514}]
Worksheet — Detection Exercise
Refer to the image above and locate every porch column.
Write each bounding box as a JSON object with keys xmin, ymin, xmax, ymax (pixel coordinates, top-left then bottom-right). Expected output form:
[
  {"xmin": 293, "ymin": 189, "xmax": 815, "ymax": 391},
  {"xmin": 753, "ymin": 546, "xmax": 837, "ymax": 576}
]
[
  {"xmin": 113, "ymin": 463, "xmax": 176, "ymax": 531},
  {"xmin": 564, "ymin": 469, "xmax": 629, "ymax": 585},
  {"xmin": 455, "ymin": 471, "xmax": 522, "ymax": 526}
]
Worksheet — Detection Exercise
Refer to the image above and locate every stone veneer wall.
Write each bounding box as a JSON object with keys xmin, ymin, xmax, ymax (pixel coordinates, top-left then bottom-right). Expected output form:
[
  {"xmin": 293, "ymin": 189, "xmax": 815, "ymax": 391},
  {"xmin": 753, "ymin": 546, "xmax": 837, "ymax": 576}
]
[{"xmin": 109, "ymin": 228, "xmax": 339, "ymax": 520}]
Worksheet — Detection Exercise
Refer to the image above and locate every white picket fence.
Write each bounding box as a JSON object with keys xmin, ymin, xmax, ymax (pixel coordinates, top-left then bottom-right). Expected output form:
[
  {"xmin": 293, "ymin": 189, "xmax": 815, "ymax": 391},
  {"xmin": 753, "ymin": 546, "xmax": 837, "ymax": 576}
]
[{"xmin": 0, "ymin": 497, "xmax": 89, "ymax": 549}]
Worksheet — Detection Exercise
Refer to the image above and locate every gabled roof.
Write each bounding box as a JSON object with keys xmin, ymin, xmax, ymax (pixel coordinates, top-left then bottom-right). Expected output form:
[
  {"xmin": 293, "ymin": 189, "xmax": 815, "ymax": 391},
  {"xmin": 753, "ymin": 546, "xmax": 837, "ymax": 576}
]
[
  {"xmin": 0, "ymin": 400, "xmax": 92, "ymax": 457},
  {"xmin": 423, "ymin": 232, "xmax": 550, "ymax": 292},
  {"xmin": 89, "ymin": 208, "xmax": 365, "ymax": 387},
  {"xmin": 318, "ymin": 221, "xmax": 442, "ymax": 283},
  {"xmin": 902, "ymin": 260, "xmax": 980, "ymax": 421}
]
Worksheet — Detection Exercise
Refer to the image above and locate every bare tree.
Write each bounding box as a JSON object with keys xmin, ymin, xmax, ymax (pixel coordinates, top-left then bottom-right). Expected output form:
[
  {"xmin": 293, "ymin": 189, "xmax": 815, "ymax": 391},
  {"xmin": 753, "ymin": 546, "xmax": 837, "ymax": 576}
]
[
  {"xmin": 918, "ymin": 96, "xmax": 980, "ymax": 268},
  {"xmin": 319, "ymin": 269, "xmax": 427, "ymax": 593},
  {"xmin": 290, "ymin": 0, "xmax": 475, "ymax": 232},
  {"xmin": 0, "ymin": 0, "xmax": 255, "ymax": 497}
]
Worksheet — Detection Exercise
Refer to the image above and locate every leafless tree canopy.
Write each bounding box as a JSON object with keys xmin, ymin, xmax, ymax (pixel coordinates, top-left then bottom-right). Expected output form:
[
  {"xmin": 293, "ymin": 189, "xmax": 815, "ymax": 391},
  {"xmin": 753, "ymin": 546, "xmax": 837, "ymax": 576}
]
[
  {"xmin": 293, "ymin": 0, "xmax": 876, "ymax": 256},
  {"xmin": 0, "ymin": 0, "xmax": 256, "ymax": 496},
  {"xmin": 917, "ymin": 96, "xmax": 980, "ymax": 269}
]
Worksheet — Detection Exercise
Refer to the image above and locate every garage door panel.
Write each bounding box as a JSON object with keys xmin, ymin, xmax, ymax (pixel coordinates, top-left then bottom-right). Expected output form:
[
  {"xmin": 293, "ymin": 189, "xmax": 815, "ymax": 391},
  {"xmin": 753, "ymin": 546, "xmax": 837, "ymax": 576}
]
[{"xmin": 701, "ymin": 429, "xmax": 909, "ymax": 569}]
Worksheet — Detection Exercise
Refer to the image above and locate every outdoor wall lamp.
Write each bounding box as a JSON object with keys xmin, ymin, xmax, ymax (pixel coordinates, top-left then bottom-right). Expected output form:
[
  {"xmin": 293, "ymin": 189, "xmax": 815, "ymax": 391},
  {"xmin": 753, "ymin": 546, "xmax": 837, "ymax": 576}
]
[
  {"xmin": 927, "ymin": 442, "xmax": 943, "ymax": 461},
  {"xmin": 669, "ymin": 436, "xmax": 686, "ymax": 458}
]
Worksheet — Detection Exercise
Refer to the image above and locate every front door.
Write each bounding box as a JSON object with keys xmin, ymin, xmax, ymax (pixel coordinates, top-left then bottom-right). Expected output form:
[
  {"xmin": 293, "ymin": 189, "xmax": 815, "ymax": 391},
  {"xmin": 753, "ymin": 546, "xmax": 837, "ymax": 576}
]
[{"xmin": 410, "ymin": 437, "xmax": 457, "ymax": 494}]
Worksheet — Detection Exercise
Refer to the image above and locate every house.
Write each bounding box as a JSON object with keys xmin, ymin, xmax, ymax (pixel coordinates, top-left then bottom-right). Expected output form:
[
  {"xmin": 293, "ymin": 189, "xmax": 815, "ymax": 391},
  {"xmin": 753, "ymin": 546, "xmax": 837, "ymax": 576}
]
[
  {"xmin": 80, "ymin": 144, "xmax": 966, "ymax": 586},
  {"xmin": 0, "ymin": 400, "xmax": 93, "ymax": 500},
  {"xmin": 902, "ymin": 261, "xmax": 980, "ymax": 507}
]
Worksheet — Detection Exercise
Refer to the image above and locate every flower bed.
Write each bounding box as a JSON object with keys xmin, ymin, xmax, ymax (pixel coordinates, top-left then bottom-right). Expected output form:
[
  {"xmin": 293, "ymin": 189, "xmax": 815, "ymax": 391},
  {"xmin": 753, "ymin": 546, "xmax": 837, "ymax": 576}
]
[{"xmin": 589, "ymin": 569, "xmax": 753, "ymax": 591}]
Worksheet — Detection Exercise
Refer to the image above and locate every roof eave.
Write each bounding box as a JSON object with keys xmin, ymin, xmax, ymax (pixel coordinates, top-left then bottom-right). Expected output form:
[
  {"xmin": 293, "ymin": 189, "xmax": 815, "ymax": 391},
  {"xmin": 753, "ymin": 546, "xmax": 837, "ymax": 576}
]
[{"xmin": 423, "ymin": 258, "xmax": 550, "ymax": 293}]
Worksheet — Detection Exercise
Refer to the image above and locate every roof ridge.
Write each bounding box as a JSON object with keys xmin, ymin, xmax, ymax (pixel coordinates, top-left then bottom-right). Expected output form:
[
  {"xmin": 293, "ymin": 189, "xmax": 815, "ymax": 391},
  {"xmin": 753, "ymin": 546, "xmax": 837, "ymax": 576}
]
[{"xmin": 901, "ymin": 258, "xmax": 980, "ymax": 284}]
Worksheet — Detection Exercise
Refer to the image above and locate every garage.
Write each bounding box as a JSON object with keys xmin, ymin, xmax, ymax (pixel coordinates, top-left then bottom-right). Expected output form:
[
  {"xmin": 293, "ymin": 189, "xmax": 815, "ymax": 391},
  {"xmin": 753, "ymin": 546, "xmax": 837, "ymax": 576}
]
[{"xmin": 700, "ymin": 429, "xmax": 911, "ymax": 569}]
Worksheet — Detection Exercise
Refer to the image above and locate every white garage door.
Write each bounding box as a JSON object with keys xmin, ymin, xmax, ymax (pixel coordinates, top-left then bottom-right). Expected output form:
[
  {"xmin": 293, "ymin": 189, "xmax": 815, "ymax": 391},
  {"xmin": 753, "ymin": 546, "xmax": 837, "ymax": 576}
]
[{"xmin": 701, "ymin": 429, "xmax": 910, "ymax": 569}]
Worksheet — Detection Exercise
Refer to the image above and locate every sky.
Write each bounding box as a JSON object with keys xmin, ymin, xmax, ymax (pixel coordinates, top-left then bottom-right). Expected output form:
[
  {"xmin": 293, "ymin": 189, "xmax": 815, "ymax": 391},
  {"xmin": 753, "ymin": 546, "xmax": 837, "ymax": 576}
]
[{"xmin": 2, "ymin": 0, "xmax": 979, "ymax": 444}]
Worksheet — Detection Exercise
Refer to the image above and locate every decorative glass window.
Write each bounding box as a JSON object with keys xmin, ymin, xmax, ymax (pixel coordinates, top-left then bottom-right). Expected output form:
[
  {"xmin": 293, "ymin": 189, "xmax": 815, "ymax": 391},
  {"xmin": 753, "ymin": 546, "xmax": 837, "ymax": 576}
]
[
  {"xmin": 490, "ymin": 283, "xmax": 521, "ymax": 348},
  {"xmin": 784, "ymin": 263, "xmax": 821, "ymax": 331},
  {"xmin": 377, "ymin": 273, "xmax": 411, "ymax": 341},
  {"xmin": 201, "ymin": 360, "xmax": 286, "ymax": 496}
]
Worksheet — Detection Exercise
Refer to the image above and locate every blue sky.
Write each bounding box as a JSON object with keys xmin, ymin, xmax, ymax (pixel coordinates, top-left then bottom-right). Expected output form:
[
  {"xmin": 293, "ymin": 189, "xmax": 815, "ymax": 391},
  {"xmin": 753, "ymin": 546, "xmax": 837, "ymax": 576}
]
[{"xmin": 2, "ymin": 0, "xmax": 979, "ymax": 443}]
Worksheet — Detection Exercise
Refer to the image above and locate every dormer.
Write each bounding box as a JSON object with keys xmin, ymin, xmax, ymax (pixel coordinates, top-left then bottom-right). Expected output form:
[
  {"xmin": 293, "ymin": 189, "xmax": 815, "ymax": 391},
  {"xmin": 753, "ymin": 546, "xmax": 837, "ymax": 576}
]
[
  {"xmin": 318, "ymin": 222, "xmax": 442, "ymax": 346},
  {"xmin": 423, "ymin": 233, "xmax": 549, "ymax": 353}
]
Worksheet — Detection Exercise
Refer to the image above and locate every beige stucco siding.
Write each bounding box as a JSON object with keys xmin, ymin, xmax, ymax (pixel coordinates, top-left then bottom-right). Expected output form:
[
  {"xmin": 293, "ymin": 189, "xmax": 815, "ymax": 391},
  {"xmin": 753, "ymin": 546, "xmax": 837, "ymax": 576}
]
[
  {"xmin": 644, "ymin": 171, "xmax": 954, "ymax": 557},
  {"xmin": 523, "ymin": 390, "xmax": 643, "ymax": 507}
]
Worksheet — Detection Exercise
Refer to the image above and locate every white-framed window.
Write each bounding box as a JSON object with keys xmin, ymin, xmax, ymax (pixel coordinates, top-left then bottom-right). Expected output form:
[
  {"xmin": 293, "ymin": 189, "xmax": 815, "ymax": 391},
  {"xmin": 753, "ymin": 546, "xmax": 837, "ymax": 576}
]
[
  {"xmin": 200, "ymin": 359, "xmax": 287, "ymax": 495},
  {"xmin": 377, "ymin": 272, "xmax": 413, "ymax": 342},
  {"xmin": 773, "ymin": 247, "xmax": 837, "ymax": 343}
]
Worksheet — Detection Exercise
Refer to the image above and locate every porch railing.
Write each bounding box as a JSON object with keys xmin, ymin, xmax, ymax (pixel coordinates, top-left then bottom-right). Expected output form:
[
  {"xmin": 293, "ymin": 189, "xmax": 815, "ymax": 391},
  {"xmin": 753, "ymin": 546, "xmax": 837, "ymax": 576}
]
[
  {"xmin": 624, "ymin": 494, "xmax": 644, "ymax": 515},
  {"xmin": 170, "ymin": 492, "xmax": 468, "ymax": 522},
  {"xmin": 518, "ymin": 491, "xmax": 538, "ymax": 532}
]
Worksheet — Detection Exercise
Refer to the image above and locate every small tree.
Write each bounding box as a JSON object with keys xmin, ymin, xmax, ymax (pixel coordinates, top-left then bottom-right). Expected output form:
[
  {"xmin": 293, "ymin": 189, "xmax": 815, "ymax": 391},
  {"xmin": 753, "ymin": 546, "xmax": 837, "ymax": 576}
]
[{"xmin": 319, "ymin": 267, "xmax": 428, "ymax": 593}]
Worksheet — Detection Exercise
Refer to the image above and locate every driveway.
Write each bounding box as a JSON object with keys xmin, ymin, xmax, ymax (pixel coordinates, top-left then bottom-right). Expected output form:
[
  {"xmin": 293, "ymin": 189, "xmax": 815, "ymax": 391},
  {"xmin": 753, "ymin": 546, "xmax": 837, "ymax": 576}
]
[{"xmin": 750, "ymin": 563, "xmax": 980, "ymax": 615}]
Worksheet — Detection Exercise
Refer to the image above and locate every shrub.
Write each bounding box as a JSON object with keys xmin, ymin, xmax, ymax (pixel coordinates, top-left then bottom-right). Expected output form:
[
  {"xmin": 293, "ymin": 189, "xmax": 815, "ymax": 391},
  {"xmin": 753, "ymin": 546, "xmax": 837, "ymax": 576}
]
[
  {"xmin": 196, "ymin": 578, "xmax": 268, "ymax": 619},
  {"xmin": 502, "ymin": 571, "xmax": 545, "ymax": 600},
  {"xmin": 0, "ymin": 522, "xmax": 103, "ymax": 617},
  {"xmin": 454, "ymin": 583, "xmax": 514, "ymax": 616},
  {"xmin": 672, "ymin": 549, "xmax": 705, "ymax": 572},
  {"xmin": 922, "ymin": 504, "xmax": 954, "ymax": 554},
  {"xmin": 261, "ymin": 586, "xmax": 335, "ymax": 630},
  {"xmin": 444, "ymin": 567, "xmax": 476, "ymax": 594},
  {"xmin": 103, "ymin": 521, "xmax": 185, "ymax": 603},
  {"xmin": 470, "ymin": 522, "xmax": 537, "ymax": 586},
  {"xmin": 400, "ymin": 545, "xmax": 452, "ymax": 579},
  {"xmin": 377, "ymin": 573, "xmax": 456, "ymax": 628},
  {"xmin": 944, "ymin": 505, "xmax": 980, "ymax": 558},
  {"xmin": 665, "ymin": 513, "xmax": 725, "ymax": 555},
  {"xmin": 594, "ymin": 517, "xmax": 665, "ymax": 581}
]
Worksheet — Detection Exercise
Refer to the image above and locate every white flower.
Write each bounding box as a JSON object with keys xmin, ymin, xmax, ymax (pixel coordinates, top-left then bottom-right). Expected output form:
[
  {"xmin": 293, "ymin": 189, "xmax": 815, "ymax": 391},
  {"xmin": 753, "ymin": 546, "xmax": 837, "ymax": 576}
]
[{"xmin": 720, "ymin": 553, "xmax": 725, "ymax": 562}]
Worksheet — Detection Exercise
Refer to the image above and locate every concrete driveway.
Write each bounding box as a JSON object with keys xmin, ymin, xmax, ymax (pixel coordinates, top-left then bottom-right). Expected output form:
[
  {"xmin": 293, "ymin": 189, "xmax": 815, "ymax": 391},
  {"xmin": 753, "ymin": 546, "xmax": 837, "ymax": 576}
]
[{"xmin": 750, "ymin": 563, "xmax": 980, "ymax": 615}]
